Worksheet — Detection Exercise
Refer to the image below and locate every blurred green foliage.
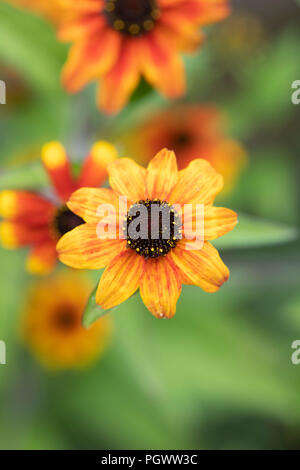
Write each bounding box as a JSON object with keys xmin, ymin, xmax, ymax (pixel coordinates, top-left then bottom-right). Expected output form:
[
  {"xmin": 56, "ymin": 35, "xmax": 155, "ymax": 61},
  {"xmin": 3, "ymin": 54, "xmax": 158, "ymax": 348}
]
[{"xmin": 0, "ymin": 0, "xmax": 300, "ymax": 450}]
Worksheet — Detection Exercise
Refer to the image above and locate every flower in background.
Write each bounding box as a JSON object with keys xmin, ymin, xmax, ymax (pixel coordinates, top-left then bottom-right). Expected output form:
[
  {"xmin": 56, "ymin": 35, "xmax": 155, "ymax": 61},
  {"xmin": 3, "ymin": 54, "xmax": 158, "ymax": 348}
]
[
  {"xmin": 58, "ymin": 149, "xmax": 237, "ymax": 319},
  {"xmin": 121, "ymin": 105, "xmax": 247, "ymax": 193},
  {"xmin": 0, "ymin": 141, "xmax": 118, "ymax": 274},
  {"xmin": 8, "ymin": 0, "xmax": 68, "ymax": 24},
  {"xmin": 56, "ymin": 0, "xmax": 230, "ymax": 114},
  {"xmin": 22, "ymin": 272, "xmax": 112, "ymax": 369}
]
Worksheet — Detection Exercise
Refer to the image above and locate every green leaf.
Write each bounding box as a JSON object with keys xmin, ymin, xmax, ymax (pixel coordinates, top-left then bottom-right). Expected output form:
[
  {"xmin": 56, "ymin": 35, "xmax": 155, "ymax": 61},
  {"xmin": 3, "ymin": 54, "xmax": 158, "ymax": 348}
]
[
  {"xmin": 0, "ymin": 161, "xmax": 82, "ymax": 190},
  {"xmin": 82, "ymin": 284, "xmax": 112, "ymax": 328},
  {"xmin": 215, "ymin": 213, "xmax": 298, "ymax": 250},
  {"xmin": 0, "ymin": 161, "xmax": 48, "ymax": 190},
  {"xmin": 225, "ymin": 30, "xmax": 300, "ymax": 138},
  {"xmin": 0, "ymin": 2, "xmax": 66, "ymax": 93}
]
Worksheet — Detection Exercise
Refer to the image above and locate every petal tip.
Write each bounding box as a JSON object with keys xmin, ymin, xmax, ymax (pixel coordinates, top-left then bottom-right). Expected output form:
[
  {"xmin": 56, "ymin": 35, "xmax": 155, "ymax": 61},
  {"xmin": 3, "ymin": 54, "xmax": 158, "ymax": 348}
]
[{"xmin": 41, "ymin": 141, "xmax": 68, "ymax": 170}]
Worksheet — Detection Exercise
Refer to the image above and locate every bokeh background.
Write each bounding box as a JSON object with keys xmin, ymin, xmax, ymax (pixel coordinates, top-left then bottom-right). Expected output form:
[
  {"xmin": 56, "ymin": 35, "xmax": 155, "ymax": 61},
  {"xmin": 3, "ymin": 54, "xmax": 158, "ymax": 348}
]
[{"xmin": 0, "ymin": 0, "xmax": 300, "ymax": 450}]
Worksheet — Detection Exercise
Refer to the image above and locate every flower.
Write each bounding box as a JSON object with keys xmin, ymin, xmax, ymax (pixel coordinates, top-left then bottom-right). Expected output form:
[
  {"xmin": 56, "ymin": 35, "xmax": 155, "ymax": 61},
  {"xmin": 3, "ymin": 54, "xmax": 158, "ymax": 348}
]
[
  {"xmin": 57, "ymin": 149, "xmax": 237, "ymax": 319},
  {"xmin": 0, "ymin": 141, "xmax": 118, "ymax": 274},
  {"xmin": 21, "ymin": 271, "xmax": 112, "ymax": 369},
  {"xmin": 57, "ymin": 0, "xmax": 230, "ymax": 114},
  {"xmin": 120, "ymin": 104, "xmax": 247, "ymax": 193}
]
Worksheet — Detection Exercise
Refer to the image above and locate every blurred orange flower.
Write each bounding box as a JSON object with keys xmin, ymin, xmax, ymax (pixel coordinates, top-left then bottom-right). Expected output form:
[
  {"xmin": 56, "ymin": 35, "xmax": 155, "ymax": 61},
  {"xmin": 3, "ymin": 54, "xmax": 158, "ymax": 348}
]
[
  {"xmin": 0, "ymin": 141, "xmax": 118, "ymax": 274},
  {"xmin": 58, "ymin": 149, "xmax": 237, "ymax": 319},
  {"xmin": 56, "ymin": 0, "xmax": 230, "ymax": 114},
  {"xmin": 122, "ymin": 105, "xmax": 247, "ymax": 193},
  {"xmin": 22, "ymin": 272, "xmax": 112, "ymax": 369}
]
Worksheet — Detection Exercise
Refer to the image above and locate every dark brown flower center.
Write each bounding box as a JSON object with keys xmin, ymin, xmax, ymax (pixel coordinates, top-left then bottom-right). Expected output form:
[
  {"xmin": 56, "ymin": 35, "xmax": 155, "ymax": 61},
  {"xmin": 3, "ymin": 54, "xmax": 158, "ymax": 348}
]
[
  {"xmin": 173, "ymin": 132, "xmax": 192, "ymax": 148},
  {"xmin": 53, "ymin": 307, "xmax": 79, "ymax": 332},
  {"xmin": 124, "ymin": 199, "xmax": 181, "ymax": 259},
  {"xmin": 53, "ymin": 205, "xmax": 85, "ymax": 237},
  {"xmin": 104, "ymin": 0, "xmax": 160, "ymax": 36}
]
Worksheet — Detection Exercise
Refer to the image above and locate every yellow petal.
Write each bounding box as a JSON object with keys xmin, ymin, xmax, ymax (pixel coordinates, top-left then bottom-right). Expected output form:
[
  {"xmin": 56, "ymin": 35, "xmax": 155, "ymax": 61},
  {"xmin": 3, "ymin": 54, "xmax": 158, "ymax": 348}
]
[
  {"xmin": 169, "ymin": 159, "xmax": 223, "ymax": 206},
  {"xmin": 67, "ymin": 187, "xmax": 121, "ymax": 224},
  {"xmin": 140, "ymin": 256, "xmax": 182, "ymax": 318},
  {"xmin": 170, "ymin": 241, "xmax": 229, "ymax": 292},
  {"xmin": 96, "ymin": 249, "xmax": 144, "ymax": 310},
  {"xmin": 204, "ymin": 206, "xmax": 238, "ymax": 240},
  {"xmin": 108, "ymin": 158, "xmax": 146, "ymax": 203},
  {"xmin": 146, "ymin": 148, "xmax": 178, "ymax": 201},
  {"xmin": 57, "ymin": 223, "xmax": 125, "ymax": 269}
]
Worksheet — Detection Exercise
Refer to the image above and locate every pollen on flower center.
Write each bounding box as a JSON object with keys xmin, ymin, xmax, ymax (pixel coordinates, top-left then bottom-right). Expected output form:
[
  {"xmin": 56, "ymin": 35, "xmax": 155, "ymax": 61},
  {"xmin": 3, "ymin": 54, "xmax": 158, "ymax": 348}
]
[
  {"xmin": 104, "ymin": 0, "xmax": 160, "ymax": 36},
  {"xmin": 53, "ymin": 205, "xmax": 85, "ymax": 237},
  {"xmin": 124, "ymin": 199, "xmax": 182, "ymax": 259}
]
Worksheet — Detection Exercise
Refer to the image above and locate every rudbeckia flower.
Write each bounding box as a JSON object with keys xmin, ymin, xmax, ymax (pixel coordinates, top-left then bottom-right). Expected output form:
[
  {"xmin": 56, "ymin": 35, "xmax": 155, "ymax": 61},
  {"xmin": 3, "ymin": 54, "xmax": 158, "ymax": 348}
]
[
  {"xmin": 57, "ymin": 0, "xmax": 230, "ymax": 114},
  {"xmin": 57, "ymin": 149, "xmax": 237, "ymax": 319},
  {"xmin": 121, "ymin": 104, "xmax": 247, "ymax": 193},
  {"xmin": 0, "ymin": 141, "xmax": 118, "ymax": 274},
  {"xmin": 22, "ymin": 272, "xmax": 112, "ymax": 369}
]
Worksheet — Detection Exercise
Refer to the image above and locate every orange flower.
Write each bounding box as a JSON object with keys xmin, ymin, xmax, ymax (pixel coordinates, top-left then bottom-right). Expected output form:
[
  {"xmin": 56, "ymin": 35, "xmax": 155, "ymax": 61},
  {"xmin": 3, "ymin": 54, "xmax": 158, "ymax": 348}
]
[
  {"xmin": 57, "ymin": 0, "xmax": 230, "ymax": 114},
  {"xmin": 121, "ymin": 104, "xmax": 247, "ymax": 193},
  {"xmin": 0, "ymin": 141, "xmax": 118, "ymax": 275},
  {"xmin": 22, "ymin": 271, "xmax": 112, "ymax": 369},
  {"xmin": 8, "ymin": 0, "xmax": 68, "ymax": 24},
  {"xmin": 57, "ymin": 149, "xmax": 237, "ymax": 319}
]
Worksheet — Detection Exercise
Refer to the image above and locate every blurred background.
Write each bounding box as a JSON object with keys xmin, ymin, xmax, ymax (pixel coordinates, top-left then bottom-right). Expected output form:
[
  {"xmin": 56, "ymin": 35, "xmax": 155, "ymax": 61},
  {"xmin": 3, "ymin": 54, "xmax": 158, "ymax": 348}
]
[{"xmin": 0, "ymin": 0, "xmax": 300, "ymax": 450}]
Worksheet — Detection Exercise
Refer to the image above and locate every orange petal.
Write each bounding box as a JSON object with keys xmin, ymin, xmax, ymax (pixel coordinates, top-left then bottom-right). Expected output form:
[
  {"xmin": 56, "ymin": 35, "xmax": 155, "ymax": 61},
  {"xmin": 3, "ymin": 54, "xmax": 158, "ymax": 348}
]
[
  {"xmin": 161, "ymin": 0, "xmax": 229, "ymax": 25},
  {"xmin": 26, "ymin": 241, "xmax": 57, "ymax": 275},
  {"xmin": 170, "ymin": 241, "xmax": 229, "ymax": 292},
  {"xmin": 58, "ymin": 14, "xmax": 106, "ymax": 42},
  {"xmin": 159, "ymin": 0, "xmax": 182, "ymax": 5},
  {"xmin": 183, "ymin": 205, "xmax": 237, "ymax": 242},
  {"xmin": 57, "ymin": 223, "xmax": 126, "ymax": 269},
  {"xmin": 59, "ymin": 0, "xmax": 104, "ymax": 13},
  {"xmin": 139, "ymin": 29, "xmax": 185, "ymax": 98},
  {"xmin": 108, "ymin": 158, "xmax": 146, "ymax": 204},
  {"xmin": 98, "ymin": 39, "xmax": 140, "ymax": 114},
  {"xmin": 77, "ymin": 141, "xmax": 119, "ymax": 188},
  {"xmin": 140, "ymin": 256, "xmax": 182, "ymax": 318},
  {"xmin": 67, "ymin": 187, "xmax": 122, "ymax": 224},
  {"xmin": 0, "ymin": 221, "xmax": 51, "ymax": 249},
  {"xmin": 204, "ymin": 206, "xmax": 238, "ymax": 240},
  {"xmin": 192, "ymin": 0, "xmax": 230, "ymax": 25},
  {"xmin": 160, "ymin": 12, "xmax": 204, "ymax": 51},
  {"xmin": 169, "ymin": 159, "xmax": 223, "ymax": 206},
  {"xmin": 0, "ymin": 190, "xmax": 55, "ymax": 225},
  {"xmin": 41, "ymin": 142, "xmax": 75, "ymax": 202},
  {"xmin": 146, "ymin": 148, "xmax": 178, "ymax": 200},
  {"xmin": 62, "ymin": 28, "xmax": 121, "ymax": 93},
  {"xmin": 96, "ymin": 249, "xmax": 144, "ymax": 310}
]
